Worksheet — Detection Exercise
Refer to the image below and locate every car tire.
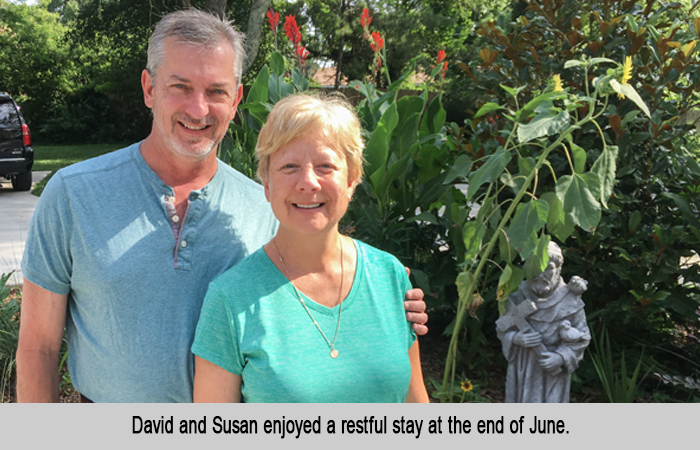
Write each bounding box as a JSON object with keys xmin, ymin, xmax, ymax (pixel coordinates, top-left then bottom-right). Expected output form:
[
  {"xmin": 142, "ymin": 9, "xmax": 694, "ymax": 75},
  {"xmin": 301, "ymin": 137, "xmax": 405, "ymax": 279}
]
[{"xmin": 11, "ymin": 171, "xmax": 32, "ymax": 191}]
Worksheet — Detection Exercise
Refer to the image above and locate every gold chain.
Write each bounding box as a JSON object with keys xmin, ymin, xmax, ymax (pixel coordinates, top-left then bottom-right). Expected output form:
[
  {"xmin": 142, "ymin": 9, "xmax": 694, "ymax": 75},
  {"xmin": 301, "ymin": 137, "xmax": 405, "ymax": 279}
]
[{"xmin": 272, "ymin": 236, "xmax": 344, "ymax": 359}]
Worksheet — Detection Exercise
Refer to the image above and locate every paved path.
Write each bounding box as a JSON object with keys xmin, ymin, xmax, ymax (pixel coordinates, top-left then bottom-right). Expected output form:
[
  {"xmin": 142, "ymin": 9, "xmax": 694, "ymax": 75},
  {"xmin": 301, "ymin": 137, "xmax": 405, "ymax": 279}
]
[{"xmin": 0, "ymin": 171, "xmax": 50, "ymax": 285}]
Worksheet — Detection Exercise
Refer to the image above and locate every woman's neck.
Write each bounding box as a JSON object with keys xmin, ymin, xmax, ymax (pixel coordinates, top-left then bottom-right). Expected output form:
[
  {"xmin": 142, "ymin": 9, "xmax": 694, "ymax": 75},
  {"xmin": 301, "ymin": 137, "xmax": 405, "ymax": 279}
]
[{"xmin": 270, "ymin": 228, "xmax": 343, "ymax": 274}]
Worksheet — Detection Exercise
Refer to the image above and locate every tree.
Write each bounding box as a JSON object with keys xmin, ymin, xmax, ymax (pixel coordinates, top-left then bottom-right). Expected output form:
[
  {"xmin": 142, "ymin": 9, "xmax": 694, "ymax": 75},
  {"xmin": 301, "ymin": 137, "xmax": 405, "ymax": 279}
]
[{"xmin": 0, "ymin": 0, "xmax": 73, "ymax": 137}]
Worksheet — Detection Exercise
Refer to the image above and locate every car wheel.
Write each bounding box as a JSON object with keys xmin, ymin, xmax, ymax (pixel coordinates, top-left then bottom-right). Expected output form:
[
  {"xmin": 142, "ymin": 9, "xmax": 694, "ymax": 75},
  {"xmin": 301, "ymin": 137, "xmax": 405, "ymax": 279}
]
[{"xmin": 11, "ymin": 171, "xmax": 32, "ymax": 191}]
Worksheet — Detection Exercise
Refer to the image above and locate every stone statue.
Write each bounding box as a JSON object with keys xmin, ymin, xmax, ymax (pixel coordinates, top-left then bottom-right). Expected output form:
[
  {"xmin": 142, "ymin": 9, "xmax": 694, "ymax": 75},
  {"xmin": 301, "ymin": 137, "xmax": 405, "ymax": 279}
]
[{"xmin": 496, "ymin": 241, "xmax": 590, "ymax": 403}]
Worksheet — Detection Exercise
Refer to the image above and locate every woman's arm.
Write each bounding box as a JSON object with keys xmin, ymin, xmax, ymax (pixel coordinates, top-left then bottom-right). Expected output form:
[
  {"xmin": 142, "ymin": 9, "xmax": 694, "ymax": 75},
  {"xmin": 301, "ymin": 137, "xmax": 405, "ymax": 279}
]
[
  {"xmin": 405, "ymin": 340, "xmax": 430, "ymax": 403},
  {"xmin": 193, "ymin": 355, "xmax": 242, "ymax": 402}
]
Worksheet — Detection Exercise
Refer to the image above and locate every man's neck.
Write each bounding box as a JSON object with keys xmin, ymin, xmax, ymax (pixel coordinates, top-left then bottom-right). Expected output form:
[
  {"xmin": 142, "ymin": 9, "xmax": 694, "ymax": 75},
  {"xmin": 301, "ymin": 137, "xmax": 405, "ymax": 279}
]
[{"xmin": 140, "ymin": 133, "xmax": 219, "ymax": 191}]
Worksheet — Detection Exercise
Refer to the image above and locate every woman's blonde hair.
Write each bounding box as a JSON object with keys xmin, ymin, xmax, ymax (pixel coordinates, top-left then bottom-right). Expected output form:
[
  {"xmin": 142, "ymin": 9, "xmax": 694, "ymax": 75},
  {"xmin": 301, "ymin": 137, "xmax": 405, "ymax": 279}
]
[{"xmin": 256, "ymin": 92, "xmax": 364, "ymax": 186}]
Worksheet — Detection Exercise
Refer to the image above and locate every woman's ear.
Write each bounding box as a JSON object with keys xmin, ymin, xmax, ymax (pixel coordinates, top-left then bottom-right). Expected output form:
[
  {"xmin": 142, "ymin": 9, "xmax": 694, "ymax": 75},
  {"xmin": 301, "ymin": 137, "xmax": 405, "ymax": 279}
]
[{"xmin": 263, "ymin": 178, "xmax": 271, "ymax": 202}]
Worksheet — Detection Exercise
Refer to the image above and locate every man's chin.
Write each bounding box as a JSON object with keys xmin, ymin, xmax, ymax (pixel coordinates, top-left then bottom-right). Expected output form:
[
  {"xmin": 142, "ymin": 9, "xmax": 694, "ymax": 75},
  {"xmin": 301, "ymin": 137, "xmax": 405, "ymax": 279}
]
[{"xmin": 171, "ymin": 139, "xmax": 218, "ymax": 160}]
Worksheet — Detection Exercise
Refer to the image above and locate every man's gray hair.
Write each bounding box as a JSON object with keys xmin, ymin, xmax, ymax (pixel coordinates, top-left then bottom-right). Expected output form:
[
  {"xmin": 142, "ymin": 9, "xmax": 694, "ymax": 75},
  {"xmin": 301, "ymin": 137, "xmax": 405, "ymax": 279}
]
[{"xmin": 146, "ymin": 8, "xmax": 245, "ymax": 85}]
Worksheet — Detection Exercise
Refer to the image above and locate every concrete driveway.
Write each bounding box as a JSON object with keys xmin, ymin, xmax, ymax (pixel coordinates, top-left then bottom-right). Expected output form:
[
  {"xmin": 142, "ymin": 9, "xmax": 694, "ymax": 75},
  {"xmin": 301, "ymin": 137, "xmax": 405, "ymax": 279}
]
[{"xmin": 0, "ymin": 171, "xmax": 50, "ymax": 286}]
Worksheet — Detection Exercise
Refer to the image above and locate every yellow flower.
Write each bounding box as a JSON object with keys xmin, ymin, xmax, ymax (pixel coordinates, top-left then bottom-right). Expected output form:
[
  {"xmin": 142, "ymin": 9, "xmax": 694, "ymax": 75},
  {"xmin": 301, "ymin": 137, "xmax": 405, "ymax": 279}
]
[
  {"xmin": 621, "ymin": 56, "xmax": 633, "ymax": 85},
  {"xmin": 618, "ymin": 56, "xmax": 633, "ymax": 99},
  {"xmin": 552, "ymin": 74, "xmax": 563, "ymax": 92},
  {"xmin": 461, "ymin": 380, "xmax": 474, "ymax": 392}
]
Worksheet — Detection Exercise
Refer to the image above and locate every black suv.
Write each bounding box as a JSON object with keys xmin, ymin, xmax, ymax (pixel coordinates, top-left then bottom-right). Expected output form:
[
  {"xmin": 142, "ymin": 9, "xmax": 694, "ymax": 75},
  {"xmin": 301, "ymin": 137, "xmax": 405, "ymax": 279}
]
[{"xmin": 0, "ymin": 92, "xmax": 34, "ymax": 191}]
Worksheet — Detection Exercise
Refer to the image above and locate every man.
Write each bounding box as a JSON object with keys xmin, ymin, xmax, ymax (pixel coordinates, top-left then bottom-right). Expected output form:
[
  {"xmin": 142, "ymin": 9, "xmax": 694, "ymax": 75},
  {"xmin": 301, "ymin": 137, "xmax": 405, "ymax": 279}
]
[
  {"xmin": 16, "ymin": 9, "xmax": 427, "ymax": 403},
  {"xmin": 495, "ymin": 241, "xmax": 590, "ymax": 403}
]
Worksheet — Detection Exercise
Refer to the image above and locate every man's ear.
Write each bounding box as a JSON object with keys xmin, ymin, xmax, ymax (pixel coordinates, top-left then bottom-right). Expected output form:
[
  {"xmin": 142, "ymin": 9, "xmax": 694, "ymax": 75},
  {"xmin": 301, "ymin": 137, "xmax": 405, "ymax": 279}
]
[
  {"xmin": 230, "ymin": 84, "xmax": 244, "ymax": 121},
  {"xmin": 142, "ymin": 69, "xmax": 155, "ymax": 109}
]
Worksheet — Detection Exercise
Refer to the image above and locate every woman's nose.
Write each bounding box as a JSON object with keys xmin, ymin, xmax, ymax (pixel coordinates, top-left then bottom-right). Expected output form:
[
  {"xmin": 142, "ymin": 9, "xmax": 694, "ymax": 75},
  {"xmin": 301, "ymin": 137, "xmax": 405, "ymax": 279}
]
[{"xmin": 297, "ymin": 166, "xmax": 321, "ymax": 191}]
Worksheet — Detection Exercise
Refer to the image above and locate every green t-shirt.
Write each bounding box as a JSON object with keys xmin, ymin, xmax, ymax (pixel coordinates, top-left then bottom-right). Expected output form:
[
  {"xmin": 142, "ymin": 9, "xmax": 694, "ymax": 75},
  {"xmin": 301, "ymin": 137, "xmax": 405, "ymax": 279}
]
[{"xmin": 192, "ymin": 239, "xmax": 416, "ymax": 402}]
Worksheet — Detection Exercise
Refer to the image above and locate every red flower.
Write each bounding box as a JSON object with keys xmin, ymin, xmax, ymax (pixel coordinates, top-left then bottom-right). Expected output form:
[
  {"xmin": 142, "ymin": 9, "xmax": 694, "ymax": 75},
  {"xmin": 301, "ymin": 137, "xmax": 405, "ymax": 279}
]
[
  {"xmin": 370, "ymin": 31, "xmax": 384, "ymax": 53},
  {"xmin": 296, "ymin": 44, "xmax": 309, "ymax": 67},
  {"xmin": 360, "ymin": 8, "xmax": 372, "ymax": 29},
  {"xmin": 284, "ymin": 15, "xmax": 302, "ymax": 46},
  {"xmin": 266, "ymin": 8, "xmax": 280, "ymax": 32},
  {"xmin": 437, "ymin": 49, "xmax": 446, "ymax": 64},
  {"xmin": 442, "ymin": 61, "xmax": 448, "ymax": 77}
]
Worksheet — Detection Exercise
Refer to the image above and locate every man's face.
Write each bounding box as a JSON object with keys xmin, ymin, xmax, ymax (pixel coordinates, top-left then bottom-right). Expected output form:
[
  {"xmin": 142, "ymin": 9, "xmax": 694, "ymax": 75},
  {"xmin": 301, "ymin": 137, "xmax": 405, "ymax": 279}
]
[
  {"xmin": 142, "ymin": 38, "xmax": 242, "ymax": 160},
  {"xmin": 530, "ymin": 259, "xmax": 561, "ymax": 298}
]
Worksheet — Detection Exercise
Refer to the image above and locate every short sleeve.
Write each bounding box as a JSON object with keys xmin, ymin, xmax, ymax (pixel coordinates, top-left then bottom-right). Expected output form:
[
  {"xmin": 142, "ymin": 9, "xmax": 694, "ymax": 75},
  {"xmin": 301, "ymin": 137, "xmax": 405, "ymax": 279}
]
[
  {"xmin": 191, "ymin": 283, "xmax": 244, "ymax": 375},
  {"xmin": 21, "ymin": 172, "xmax": 74, "ymax": 295}
]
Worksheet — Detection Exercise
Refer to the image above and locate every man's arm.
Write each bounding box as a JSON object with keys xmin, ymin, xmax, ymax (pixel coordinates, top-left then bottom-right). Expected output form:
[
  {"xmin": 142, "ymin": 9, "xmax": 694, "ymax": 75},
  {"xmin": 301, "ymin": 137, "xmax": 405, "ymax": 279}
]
[
  {"xmin": 404, "ymin": 268, "xmax": 428, "ymax": 335},
  {"xmin": 16, "ymin": 279, "xmax": 68, "ymax": 402}
]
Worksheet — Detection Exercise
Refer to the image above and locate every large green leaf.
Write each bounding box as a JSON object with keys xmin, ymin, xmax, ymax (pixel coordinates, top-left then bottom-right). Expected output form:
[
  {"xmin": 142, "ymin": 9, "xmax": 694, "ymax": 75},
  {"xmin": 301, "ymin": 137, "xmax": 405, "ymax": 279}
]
[
  {"xmin": 415, "ymin": 143, "xmax": 448, "ymax": 184},
  {"xmin": 370, "ymin": 154, "xmax": 410, "ymax": 200},
  {"xmin": 396, "ymin": 112, "xmax": 420, "ymax": 158},
  {"xmin": 591, "ymin": 145, "xmax": 618, "ymax": 208},
  {"xmin": 247, "ymin": 65, "xmax": 269, "ymax": 104},
  {"xmin": 397, "ymin": 95, "xmax": 425, "ymax": 122},
  {"xmin": 609, "ymin": 79, "xmax": 651, "ymax": 118},
  {"xmin": 523, "ymin": 234, "xmax": 552, "ymax": 280},
  {"xmin": 420, "ymin": 93, "xmax": 446, "ymax": 136},
  {"xmin": 291, "ymin": 68, "xmax": 309, "ymax": 92},
  {"xmin": 444, "ymin": 154, "xmax": 472, "ymax": 184},
  {"xmin": 462, "ymin": 220, "xmax": 487, "ymax": 265},
  {"xmin": 572, "ymin": 143, "xmax": 586, "ymax": 173},
  {"xmin": 517, "ymin": 109, "xmax": 571, "ymax": 143},
  {"xmin": 556, "ymin": 172, "xmax": 602, "ymax": 232},
  {"xmin": 497, "ymin": 263, "xmax": 524, "ymax": 309},
  {"xmin": 364, "ymin": 102, "xmax": 399, "ymax": 178},
  {"xmin": 268, "ymin": 73, "xmax": 279, "ymax": 104},
  {"xmin": 507, "ymin": 199, "xmax": 549, "ymax": 259},
  {"xmin": 517, "ymin": 91, "xmax": 567, "ymax": 123},
  {"xmin": 475, "ymin": 102, "xmax": 505, "ymax": 118},
  {"xmin": 541, "ymin": 192, "xmax": 575, "ymax": 241},
  {"xmin": 270, "ymin": 52, "xmax": 285, "ymax": 77},
  {"xmin": 467, "ymin": 147, "xmax": 511, "ymax": 200}
]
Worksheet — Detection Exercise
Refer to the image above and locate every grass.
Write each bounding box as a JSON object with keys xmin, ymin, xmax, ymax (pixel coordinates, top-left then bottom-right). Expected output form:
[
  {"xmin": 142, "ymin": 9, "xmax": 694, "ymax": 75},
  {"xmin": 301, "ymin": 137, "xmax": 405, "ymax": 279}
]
[{"xmin": 32, "ymin": 143, "xmax": 125, "ymax": 172}]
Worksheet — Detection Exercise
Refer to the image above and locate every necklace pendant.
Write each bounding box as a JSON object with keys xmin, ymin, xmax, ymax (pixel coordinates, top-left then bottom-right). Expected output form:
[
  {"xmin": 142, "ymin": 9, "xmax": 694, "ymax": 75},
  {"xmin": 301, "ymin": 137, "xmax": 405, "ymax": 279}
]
[{"xmin": 330, "ymin": 349, "xmax": 339, "ymax": 359}]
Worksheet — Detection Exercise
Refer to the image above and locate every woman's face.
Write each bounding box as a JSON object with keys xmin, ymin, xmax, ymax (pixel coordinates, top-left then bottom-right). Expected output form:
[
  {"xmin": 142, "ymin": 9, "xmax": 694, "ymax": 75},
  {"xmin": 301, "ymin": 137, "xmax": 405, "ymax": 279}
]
[{"xmin": 264, "ymin": 134, "xmax": 355, "ymax": 237}]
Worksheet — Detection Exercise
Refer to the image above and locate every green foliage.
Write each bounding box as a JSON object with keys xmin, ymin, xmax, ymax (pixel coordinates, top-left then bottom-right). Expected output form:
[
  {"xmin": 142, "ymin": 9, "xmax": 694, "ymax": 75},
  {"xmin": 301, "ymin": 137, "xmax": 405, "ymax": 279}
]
[
  {"xmin": 445, "ymin": 0, "xmax": 700, "ymax": 398},
  {"xmin": 222, "ymin": 51, "xmax": 307, "ymax": 178},
  {"xmin": 0, "ymin": 273, "xmax": 19, "ymax": 402},
  {"xmin": 590, "ymin": 327, "xmax": 652, "ymax": 402},
  {"xmin": 0, "ymin": 0, "xmax": 73, "ymax": 138},
  {"xmin": 440, "ymin": 54, "xmax": 639, "ymax": 396},
  {"xmin": 343, "ymin": 64, "xmax": 461, "ymax": 304}
]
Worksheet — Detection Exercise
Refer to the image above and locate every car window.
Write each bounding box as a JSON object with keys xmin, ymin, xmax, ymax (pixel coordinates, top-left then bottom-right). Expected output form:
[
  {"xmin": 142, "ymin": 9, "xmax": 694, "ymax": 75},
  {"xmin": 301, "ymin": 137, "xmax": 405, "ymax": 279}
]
[{"xmin": 0, "ymin": 102, "xmax": 20, "ymax": 126}]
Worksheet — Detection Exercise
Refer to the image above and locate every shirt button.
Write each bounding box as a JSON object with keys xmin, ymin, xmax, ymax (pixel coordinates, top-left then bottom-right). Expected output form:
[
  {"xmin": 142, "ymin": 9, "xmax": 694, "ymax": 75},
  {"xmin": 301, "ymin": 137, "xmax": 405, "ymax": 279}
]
[
  {"xmin": 181, "ymin": 240, "xmax": 187, "ymax": 248},
  {"xmin": 171, "ymin": 215, "xmax": 180, "ymax": 223},
  {"xmin": 166, "ymin": 196, "xmax": 175, "ymax": 203}
]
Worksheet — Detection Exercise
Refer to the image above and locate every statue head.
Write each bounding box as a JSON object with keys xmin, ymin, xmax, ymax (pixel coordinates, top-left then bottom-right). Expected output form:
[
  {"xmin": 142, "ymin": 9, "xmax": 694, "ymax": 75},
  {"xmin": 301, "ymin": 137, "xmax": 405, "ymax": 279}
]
[{"xmin": 529, "ymin": 242, "xmax": 563, "ymax": 298}]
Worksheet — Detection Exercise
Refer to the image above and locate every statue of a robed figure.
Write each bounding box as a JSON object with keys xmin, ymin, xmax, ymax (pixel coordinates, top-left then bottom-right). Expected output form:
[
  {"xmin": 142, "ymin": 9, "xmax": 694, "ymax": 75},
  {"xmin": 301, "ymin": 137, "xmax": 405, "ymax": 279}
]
[{"xmin": 496, "ymin": 242, "xmax": 590, "ymax": 403}]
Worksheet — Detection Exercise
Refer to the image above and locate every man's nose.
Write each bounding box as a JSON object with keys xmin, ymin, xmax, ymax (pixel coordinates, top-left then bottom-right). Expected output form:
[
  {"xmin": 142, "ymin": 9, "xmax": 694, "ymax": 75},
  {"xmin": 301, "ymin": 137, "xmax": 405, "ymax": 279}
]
[{"xmin": 185, "ymin": 91, "xmax": 209, "ymax": 119}]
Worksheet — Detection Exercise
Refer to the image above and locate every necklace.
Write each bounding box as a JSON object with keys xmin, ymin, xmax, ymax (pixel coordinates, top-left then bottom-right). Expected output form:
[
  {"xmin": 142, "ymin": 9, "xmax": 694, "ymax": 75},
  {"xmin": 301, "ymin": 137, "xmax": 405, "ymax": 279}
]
[{"xmin": 273, "ymin": 236, "xmax": 344, "ymax": 359}]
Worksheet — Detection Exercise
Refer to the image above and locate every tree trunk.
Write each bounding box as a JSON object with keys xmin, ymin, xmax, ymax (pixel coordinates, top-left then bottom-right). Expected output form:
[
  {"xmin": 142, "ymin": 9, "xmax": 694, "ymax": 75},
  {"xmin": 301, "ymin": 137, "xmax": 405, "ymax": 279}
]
[
  {"xmin": 242, "ymin": 0, "xmax": 272, "ymax": 75},
  {"xmin": 334, "ymin": 0, "xmax": 348, "ymax": 89}
]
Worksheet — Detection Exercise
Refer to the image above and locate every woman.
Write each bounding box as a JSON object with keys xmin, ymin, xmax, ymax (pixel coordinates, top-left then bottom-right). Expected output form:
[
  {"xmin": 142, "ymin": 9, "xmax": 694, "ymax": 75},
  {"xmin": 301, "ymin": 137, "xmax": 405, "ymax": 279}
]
[{"xmin": 191, "ymin": 93, "xmax": 429, "ymax": 402}]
